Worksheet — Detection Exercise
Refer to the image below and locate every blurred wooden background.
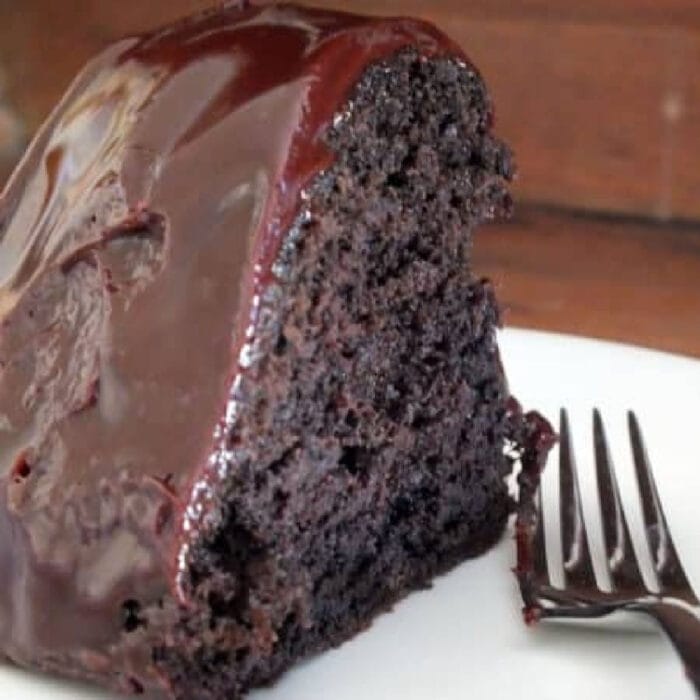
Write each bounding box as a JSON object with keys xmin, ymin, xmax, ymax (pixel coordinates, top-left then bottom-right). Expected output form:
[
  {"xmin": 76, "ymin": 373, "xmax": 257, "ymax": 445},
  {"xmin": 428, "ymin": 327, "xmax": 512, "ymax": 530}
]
[{"xmin": 1, "ymin": 0, "xmax": 699, "ymax": 356}]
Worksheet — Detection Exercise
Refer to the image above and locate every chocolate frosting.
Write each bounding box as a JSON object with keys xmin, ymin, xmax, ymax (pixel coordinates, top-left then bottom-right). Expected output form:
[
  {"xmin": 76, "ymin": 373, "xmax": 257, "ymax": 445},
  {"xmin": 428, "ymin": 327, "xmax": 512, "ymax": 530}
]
[{"xmin": 0, "ymin": 3, "xmax": 464, "ymax": 693}]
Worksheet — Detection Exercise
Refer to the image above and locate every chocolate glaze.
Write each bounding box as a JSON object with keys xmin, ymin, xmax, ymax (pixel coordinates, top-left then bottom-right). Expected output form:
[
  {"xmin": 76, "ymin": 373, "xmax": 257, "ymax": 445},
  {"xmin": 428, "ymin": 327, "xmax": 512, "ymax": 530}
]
[
  {"xmin": 511, "ymin": 399, "xmax": 557, "ymax": 625},
  {"xmin": 0, "ymin": 3, "xmax": 469, "ymax": 694}
]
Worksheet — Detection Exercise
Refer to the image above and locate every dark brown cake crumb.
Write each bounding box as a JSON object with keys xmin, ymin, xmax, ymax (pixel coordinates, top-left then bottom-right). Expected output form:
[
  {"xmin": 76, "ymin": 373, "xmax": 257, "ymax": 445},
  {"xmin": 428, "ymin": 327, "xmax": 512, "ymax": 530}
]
[{"xmin": 154, "ymin": 50, "xmax": 518, "ymax": 699}]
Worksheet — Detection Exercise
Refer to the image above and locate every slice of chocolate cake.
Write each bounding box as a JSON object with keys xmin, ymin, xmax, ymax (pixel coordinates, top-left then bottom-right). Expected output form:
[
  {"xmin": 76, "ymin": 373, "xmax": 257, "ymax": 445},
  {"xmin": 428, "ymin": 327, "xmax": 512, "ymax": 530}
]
[{"xmin": 0, "ymin": 4, "xmax": 549, "ymax": 698}]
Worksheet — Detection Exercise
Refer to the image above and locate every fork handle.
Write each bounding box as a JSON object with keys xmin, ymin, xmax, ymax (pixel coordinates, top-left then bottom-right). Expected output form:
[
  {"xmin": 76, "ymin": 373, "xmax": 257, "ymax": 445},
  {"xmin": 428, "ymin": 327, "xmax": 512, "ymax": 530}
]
[{"xmin": 648, "ymin": 604, "xmax": 700, "ymax": 696}]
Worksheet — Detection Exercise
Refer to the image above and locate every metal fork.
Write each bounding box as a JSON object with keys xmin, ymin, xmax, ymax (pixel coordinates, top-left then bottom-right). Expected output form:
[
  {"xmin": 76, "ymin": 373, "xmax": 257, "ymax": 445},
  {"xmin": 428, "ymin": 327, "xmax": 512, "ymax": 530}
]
[{"xmin": 515, "ymin": 409, "xmax": 700, "ymax": 695}]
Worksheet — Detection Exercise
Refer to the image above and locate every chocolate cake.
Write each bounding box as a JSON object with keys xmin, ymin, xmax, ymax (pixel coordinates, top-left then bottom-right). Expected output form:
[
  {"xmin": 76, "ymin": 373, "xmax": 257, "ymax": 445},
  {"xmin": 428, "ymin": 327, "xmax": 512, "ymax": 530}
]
[{"xmin": 0, "ymin": 3, "xmax": 548, "ymax": 698}]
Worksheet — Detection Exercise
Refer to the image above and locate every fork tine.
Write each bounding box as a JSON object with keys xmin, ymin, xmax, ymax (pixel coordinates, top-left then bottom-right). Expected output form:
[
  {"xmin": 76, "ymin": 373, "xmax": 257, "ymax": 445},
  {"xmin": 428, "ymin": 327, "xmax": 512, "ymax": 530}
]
[
  {"xmin": 628, "ymin": 411, "xmax": 699, "ymax": 604},
  {"xmin": 559, "ymin": 409, "xmax": 597, "ymax": 590},
  {"xmin": 592, "ymin": 410, "xmax": 646, "ymax": 595},
  {"xmin": 531, "ymin": 484, "xmax": 551, "ymax": 586}
]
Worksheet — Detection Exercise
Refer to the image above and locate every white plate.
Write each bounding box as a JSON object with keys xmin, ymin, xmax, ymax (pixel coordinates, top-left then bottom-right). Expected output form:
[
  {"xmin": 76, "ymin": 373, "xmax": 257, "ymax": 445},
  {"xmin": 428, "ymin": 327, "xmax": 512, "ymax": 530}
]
[{"xmin": 2, "ymin": 329, "xmax": 699, "ymax": 699}]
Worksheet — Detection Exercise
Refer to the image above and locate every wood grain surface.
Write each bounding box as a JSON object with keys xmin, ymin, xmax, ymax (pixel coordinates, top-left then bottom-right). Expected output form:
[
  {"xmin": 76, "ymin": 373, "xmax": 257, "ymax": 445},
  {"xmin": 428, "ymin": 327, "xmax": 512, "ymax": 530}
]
[
  {"xmin": 1, "ymin": 0, "xmax": 699, "ymax": 357},
  {"xmin": 477, "ymin": 206, "xmax": 700, "ymax": 358}
]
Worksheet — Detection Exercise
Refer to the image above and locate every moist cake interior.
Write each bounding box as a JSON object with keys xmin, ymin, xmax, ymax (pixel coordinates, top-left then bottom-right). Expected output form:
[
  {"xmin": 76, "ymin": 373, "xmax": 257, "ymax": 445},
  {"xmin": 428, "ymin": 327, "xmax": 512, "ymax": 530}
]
[{"xmin": 154, "ymin": 49, "xmax": 515, "ymax": 699}]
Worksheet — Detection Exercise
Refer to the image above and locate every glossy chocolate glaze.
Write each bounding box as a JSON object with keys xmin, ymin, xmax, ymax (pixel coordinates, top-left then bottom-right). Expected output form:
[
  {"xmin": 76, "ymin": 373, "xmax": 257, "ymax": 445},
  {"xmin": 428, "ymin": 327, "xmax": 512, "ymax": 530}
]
[
  {"xmin": 0, "ymin": 3, "xmax": 466, "ymax": 694},
  {"xmin": 512, "ymin": 399, "xmax": 557, "ymax": 626}
]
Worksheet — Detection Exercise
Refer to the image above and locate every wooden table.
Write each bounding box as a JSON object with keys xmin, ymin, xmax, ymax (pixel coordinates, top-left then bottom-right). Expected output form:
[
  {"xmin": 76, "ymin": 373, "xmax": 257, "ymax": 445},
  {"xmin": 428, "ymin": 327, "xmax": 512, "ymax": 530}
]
[{"xmin": 2, "ymin": 0, "xmax": 699, "ymax": 357}]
